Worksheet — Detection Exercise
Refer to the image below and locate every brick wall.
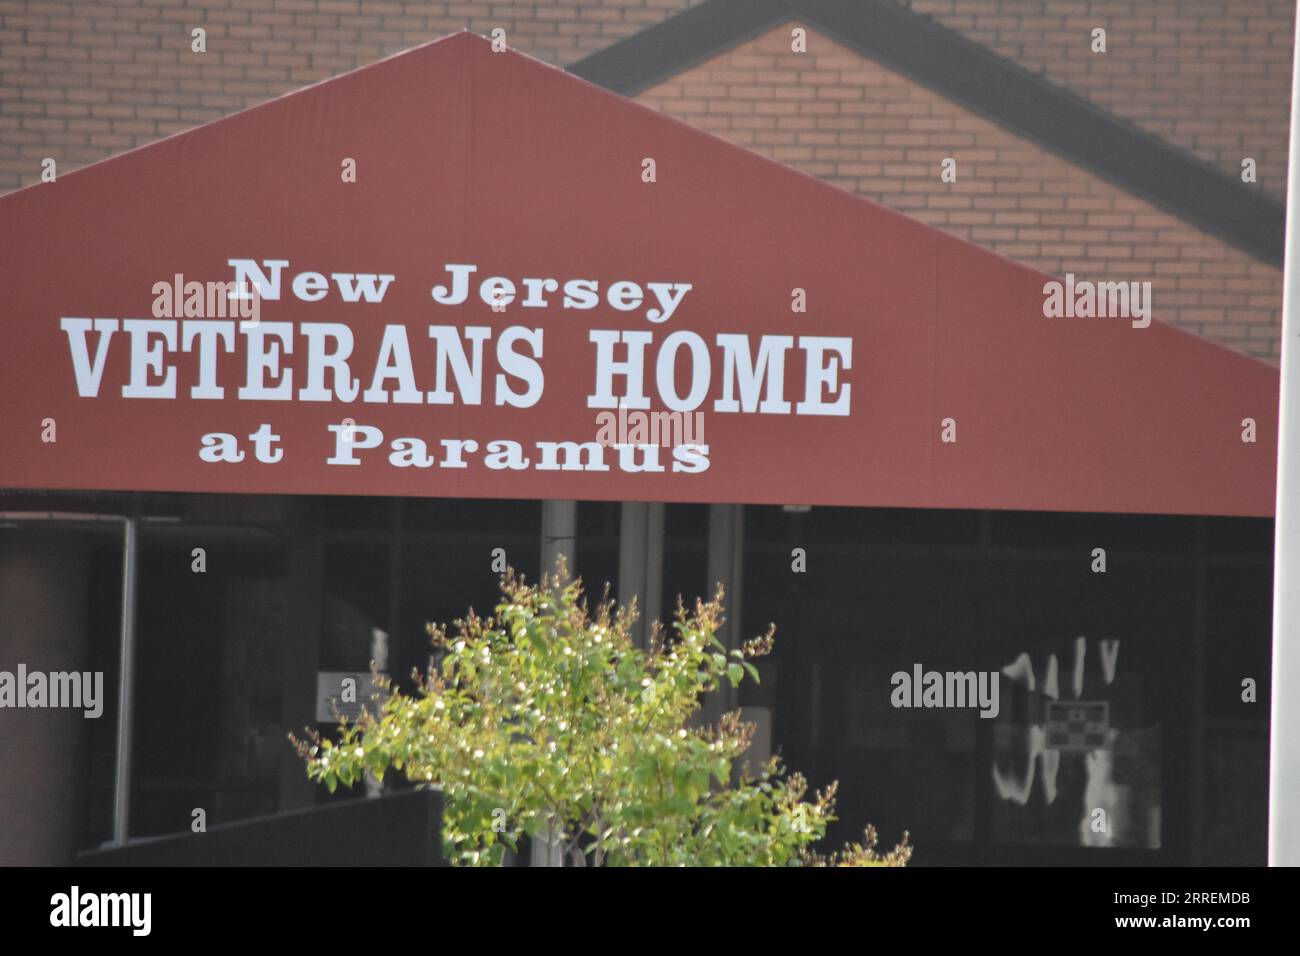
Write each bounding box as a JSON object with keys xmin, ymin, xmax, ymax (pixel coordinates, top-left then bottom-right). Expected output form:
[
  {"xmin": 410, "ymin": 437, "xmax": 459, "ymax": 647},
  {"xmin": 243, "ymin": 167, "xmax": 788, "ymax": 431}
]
[
  {"xmin": 637, "ymin": 23, "xmax": 1282, "ymax": 360},
  {"xmin": 895, "ymin": 0, "xmax": 1294, "ymax": 199},
  {"xmin": 0, "ymin": 1, "xmax": 1284, "ymax": 358},
  {"xmin": 0, "ymin": 0, "xmax": 700, "ymax": 193}
]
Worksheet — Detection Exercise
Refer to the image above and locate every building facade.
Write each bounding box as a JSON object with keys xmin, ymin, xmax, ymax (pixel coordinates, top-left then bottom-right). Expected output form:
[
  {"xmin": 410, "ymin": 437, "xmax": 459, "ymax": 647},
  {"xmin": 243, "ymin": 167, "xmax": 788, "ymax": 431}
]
[{"xmin": 0, "ymin": 2, "xmax": 1283, "ymax": 865}]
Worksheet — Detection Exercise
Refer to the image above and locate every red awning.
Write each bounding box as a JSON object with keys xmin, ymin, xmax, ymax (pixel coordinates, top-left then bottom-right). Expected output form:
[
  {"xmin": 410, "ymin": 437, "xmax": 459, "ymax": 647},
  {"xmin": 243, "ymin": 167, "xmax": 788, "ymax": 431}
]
[{"xmin": 0, "ymin": 32, "xmax": 1279, "ymax": 516}]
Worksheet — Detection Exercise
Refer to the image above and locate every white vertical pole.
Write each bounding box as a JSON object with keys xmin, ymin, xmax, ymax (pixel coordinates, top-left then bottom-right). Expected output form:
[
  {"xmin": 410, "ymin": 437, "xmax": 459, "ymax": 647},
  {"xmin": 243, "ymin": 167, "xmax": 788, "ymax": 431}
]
[{"xmin": 1268, "ymin": 0, "xmax": 1300, "ymax": 867}]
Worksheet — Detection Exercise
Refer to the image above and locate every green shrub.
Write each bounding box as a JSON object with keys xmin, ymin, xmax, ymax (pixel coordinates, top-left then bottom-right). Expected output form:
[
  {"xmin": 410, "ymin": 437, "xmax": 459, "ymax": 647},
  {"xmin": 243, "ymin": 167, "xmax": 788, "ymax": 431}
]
[{"xmin": 292, "ymin": 562, "xmax": 909, "ymax": 867}]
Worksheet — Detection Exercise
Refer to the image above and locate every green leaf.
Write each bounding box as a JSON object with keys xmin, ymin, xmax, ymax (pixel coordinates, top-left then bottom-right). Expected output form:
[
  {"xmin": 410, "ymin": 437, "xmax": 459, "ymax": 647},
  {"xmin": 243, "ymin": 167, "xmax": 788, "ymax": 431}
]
[{"xmin": 290, "ymin": 560, "xmax": 908, "ymax": 867}]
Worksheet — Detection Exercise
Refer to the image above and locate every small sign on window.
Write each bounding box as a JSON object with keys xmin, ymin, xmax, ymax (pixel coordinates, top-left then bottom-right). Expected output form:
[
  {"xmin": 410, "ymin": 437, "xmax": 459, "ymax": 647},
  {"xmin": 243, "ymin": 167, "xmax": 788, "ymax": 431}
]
[{"xmin": 1044, "ymin": 700, "xmax": 1109, "ymax": 751}]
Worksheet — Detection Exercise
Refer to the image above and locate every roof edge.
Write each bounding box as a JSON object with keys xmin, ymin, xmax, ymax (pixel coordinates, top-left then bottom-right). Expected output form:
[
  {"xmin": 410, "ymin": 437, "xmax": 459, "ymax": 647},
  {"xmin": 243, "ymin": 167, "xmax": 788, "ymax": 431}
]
[{"xmin": 569, "ymin": 0, "xmax": 1285, "ymax": 267}]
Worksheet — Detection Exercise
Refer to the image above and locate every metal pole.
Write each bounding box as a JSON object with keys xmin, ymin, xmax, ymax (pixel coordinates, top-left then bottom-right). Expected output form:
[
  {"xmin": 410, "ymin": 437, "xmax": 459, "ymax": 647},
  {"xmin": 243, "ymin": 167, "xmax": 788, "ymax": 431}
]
[
  {"xmin": 540, "ymin": 499, "xmax": 576, "ymax": 581},
  {"xmin": 533, "ymin": 499, "xmax": 575, "ymax": 867},
  {"xmin": 644, "ymin": 502, "xmax": 664, "ymax": 645},
  {"xmin": 617, "ymin": 502, "xmax": 666, "ymax": 650},
  {"xmin": 112, "ymin": 512, "xmax": 139, "ymax": 846},
  {"xmin": 1269, "ymin": 0, "xmax": 1300, "ymax": 866},
  {"xmin": 699, "ymin": 504, "xmax": 744, "ymax": 728},
  {"xmin": 618, "ymin": 502, "xmax": 648, "ymax": 646}
]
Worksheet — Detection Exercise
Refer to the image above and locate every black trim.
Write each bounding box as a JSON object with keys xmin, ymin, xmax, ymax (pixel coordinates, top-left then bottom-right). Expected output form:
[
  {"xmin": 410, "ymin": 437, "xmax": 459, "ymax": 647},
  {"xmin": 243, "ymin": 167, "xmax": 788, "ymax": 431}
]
[
  {"xmin": 568, "ymin": 0, "xmax": 796, "ymax": 97},
  {"xmin": 569, "ymin": 0, "xmax": 1284, "ymax": 266},
  {"xmin": 78, "ymin": 789, "xmax": 444, "ymax": 866}
]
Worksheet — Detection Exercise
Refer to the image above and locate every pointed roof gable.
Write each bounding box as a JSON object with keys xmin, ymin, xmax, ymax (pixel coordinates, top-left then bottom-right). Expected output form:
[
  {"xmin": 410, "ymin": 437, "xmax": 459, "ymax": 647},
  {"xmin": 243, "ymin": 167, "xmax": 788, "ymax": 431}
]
[{"xmin": 0, "ymin": 33, "xmax": 1278, "ymax": 516}]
